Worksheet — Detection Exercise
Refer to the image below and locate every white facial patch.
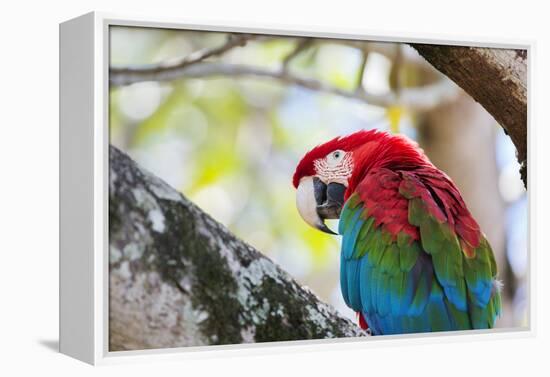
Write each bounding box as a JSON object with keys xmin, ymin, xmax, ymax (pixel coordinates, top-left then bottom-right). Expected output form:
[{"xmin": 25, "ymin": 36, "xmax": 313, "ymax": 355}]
[{"xmin": 314, "ymin": 150, "xmax": 353, "ymax": 186}]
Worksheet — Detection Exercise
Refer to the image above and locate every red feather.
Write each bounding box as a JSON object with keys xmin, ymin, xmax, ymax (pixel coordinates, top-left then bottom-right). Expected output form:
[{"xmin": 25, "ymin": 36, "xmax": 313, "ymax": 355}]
[
  {"xmin": 358, "ymin": 312, "xmax": 369, "ymax": 330},
  {"xmin": 357, "ymin": 169, "xmax": 419, "ymax": 242},
  {"xmin": 292, "ymin": 130, "xmax": 381, "ymax": 188},
  {"xmin": 293, "ymin": 129, "xmax": 482, "ymax": 248}
]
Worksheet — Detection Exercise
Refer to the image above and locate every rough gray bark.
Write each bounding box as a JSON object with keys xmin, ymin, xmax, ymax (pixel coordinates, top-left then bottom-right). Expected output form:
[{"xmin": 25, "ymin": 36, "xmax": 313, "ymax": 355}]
[
  {"xmin": 411, "ymin": 45, "xmax": 527, "ymax": 186},
  {"xmin": 109, "ymin": 146, "xmax": 365, "ymax": 351}
]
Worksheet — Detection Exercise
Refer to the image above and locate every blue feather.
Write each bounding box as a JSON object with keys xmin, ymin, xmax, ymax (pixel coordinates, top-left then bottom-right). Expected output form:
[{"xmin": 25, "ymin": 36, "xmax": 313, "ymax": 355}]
[
  {"xmin": 341, "ymin": 209, "xmax": 363, "ymax": 260},
  {"xmin": 346, "ymin": 259, "xmax": 362, "ymax": 311}
]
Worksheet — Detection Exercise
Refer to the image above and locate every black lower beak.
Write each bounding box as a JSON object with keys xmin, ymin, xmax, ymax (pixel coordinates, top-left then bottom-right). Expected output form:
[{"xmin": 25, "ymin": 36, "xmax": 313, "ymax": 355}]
[{"xmin": 313, "ymin": 177, "xmax": 346, "ymax": 234}]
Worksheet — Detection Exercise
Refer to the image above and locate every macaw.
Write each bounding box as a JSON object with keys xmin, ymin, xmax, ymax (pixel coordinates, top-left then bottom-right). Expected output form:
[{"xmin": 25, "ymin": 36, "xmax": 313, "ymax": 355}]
[{"xmin": 293, "ymin": 129, "xmax": 501, "ymax": 335}]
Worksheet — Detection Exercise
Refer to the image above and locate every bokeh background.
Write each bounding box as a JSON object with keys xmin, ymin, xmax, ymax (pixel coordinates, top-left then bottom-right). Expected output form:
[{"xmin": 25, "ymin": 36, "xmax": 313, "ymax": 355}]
[{"xmin": 109, "ymin": 26, "xmax": 528, "ymax": 328}]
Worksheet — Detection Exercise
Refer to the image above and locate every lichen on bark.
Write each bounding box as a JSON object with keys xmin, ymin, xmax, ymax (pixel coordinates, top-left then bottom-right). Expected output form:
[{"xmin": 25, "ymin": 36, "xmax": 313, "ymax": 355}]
[{"xmin": 108, "ymin": 146, "xmax": 366, "ymax": 351}]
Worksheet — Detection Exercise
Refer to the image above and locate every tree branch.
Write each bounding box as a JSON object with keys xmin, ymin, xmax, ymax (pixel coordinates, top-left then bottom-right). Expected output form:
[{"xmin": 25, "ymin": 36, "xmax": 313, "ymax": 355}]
[
  {"xmin": 109, "ymin": 145, "xmax": 366, "ymax": 351},
  {"xmin": 411, "ymin": 45, "xmax": 528, "ymax": 186},
  {"xmin": 110, "ymin": 33, "xmax": 254, "ymax": 81},
  {"xmin": 355, "ymin": 48, "xmax": 369, "ymax": 93},
  {"xmin": 109, "ymin": 35, "xmax": 459, "ymax": 111},
  {"xmin": 110, "ymin": 61, "xmax": 459, "ymax": 111},
  {"xmin": 282, "ymin": 38, "xmax": 313, "ymax": 72}
]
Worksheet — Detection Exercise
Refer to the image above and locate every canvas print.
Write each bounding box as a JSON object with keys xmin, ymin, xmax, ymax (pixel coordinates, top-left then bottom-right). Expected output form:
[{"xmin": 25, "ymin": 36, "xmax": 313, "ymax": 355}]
[{"xmin": 108, "ymin": 26, "xmax": 528, "ymax": 351}]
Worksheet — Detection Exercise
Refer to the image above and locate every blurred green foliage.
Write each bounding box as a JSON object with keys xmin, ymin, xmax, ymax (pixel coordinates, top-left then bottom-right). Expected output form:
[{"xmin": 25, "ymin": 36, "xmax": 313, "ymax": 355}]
[{"xmin": 109, "ymin": 27, "xmax": 381, "ymax": 315}]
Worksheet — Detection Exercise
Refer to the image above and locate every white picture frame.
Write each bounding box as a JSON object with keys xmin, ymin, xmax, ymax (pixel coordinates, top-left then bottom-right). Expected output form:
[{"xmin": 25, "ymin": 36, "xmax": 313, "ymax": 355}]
[{"xmin": 59, "ymin": 11, "xmax": 533, "ymax": 365}]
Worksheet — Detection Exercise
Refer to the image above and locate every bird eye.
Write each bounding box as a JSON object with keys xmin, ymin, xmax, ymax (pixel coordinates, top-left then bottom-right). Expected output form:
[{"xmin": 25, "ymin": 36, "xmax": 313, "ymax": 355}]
[
  {"xmin": 332, "ymin": 150, "xmax": 344, "ymax": 160},
  {"xmin": 326, "ymin": 150, "xmax": 344, "ymax": 167}
]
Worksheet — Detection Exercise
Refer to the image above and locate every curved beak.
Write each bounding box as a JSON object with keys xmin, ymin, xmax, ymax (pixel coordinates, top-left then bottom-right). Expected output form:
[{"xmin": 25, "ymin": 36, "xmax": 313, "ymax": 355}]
[{"xmin": 296, "ymin": 176, "xmax": 346, "ymax": 235}]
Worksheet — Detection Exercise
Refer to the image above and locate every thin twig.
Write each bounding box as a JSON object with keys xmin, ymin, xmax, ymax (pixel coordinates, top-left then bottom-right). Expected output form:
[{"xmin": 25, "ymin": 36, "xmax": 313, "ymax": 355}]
[
  {"xmin": 282, "ymin": 38, "xmax": 313, "ymax": 72},
  {"xmin": 110, "ymin": 33, "xmax": 254, "ymax": 78},
  {"xmin": 355, "ymin": 49, "xmax": 369, "ymax": 93}
]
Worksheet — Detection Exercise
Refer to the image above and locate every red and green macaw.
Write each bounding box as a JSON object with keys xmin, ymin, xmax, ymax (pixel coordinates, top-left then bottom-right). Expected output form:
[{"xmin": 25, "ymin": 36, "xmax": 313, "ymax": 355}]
[{"xmin": 293, "ymin": 130, "xmax": 501, "ymax": 335}]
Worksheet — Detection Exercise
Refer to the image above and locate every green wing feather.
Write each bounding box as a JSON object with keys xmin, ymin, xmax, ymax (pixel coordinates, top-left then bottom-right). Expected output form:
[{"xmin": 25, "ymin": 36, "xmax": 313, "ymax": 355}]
[{"xmin": 339, "ymin": 168, "xmax": 501, "ymax": 335}]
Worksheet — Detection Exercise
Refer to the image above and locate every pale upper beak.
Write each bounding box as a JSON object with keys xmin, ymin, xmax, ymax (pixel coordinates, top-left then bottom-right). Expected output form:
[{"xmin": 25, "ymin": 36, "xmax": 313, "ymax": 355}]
[{"xmin": 295, "ymin": 176, "xmax": 346, "ymax": 235}]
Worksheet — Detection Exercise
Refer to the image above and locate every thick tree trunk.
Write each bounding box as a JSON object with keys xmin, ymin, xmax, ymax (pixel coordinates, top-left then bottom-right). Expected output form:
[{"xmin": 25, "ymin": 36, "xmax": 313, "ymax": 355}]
[
  {"xmin": 109, "ymin": 146, "xmax": 365, "ymax": 351},
  {"xmin": 411, "ymin": 45, "xmax": 527, "ymax": 186}
]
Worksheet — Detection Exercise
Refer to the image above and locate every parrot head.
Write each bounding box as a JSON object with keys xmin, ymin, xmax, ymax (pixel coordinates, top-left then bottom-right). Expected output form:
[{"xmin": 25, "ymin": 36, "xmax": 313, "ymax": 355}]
[{"xmin": 293, "ymin": 129, "xmax": 428, "ymax": 235}]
